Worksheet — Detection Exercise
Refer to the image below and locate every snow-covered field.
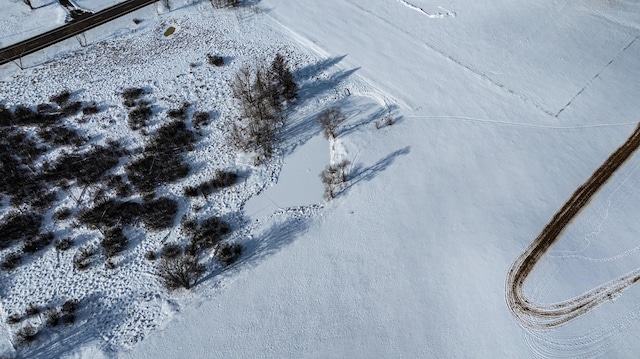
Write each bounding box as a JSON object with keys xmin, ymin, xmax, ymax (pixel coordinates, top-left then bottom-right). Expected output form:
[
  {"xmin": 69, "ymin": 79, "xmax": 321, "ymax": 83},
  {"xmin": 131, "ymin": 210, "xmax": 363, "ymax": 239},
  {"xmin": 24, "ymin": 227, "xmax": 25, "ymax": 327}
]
[{"xmin": 2, "ymin": 0, "xmax": 640, "ymax": 358}]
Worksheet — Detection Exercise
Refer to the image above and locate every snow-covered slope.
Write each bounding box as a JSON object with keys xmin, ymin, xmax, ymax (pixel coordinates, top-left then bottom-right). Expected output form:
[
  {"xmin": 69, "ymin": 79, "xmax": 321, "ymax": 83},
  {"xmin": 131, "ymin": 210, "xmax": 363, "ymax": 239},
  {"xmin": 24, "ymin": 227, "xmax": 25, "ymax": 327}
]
[{"xmin": 2, "ymin": 0, "xmax": 640, "ymax": 358}]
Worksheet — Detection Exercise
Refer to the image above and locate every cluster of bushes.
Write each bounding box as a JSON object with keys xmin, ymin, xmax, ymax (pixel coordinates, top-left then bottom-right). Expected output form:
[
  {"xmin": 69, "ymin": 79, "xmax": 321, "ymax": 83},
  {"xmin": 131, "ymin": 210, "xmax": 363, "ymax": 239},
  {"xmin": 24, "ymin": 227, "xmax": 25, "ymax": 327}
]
[
  {"xmin": 320, "ymin": 159, "xmax": 350, "ymax": 200},
  {"xmin": 0, "ymin": 212, "xmax": 42, "ymax": 250},
  {"xmin": 7, "ymin": 299, "xmax": 80, "ymax": 346},
  {"xmin": 126, "ymin": 120, "xmax": 195, "ymax": 193},
  {"xmin": 122, "ymin": 87, "xmax": 153, "ymax": 130},
  {"xmin": 41, "ymin": 141, "xmax": 126, "ymax": 186},
  {"xmin": 230, "ymin": 54, "xmax": 298, "ymax": 163},
  {"xmin": 183, "ymin": 170, "xmax": 238, "ymax": 197},
  {"xmin": 78, "ymin": 197, "xmax": 178, "ymax": 231}
]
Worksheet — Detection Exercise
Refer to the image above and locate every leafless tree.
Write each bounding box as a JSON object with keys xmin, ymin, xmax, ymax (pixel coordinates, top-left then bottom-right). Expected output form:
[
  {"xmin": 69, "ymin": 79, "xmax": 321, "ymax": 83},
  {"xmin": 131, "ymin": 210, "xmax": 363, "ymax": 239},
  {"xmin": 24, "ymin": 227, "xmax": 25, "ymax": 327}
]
[{"xmin": 318, "ymin": 107, "xmax": 346, "ymax": 140}]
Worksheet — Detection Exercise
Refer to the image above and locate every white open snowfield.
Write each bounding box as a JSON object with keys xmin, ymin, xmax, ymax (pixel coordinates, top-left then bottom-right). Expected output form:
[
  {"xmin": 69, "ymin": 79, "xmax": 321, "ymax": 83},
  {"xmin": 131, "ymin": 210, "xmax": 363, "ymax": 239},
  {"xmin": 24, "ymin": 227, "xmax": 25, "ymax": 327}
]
[{"xmin": 1, "ymin": 0, "xmax": 640, "ymax": 358}]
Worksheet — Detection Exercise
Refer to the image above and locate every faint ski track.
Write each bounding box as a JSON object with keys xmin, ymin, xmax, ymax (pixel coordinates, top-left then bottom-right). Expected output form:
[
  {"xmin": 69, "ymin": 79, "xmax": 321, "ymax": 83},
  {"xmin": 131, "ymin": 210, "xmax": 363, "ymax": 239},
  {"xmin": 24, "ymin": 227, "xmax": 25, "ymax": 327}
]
[
  {"xmin": 406, "ymin": 115, "xmax": 637, "ymax": 130},
  {"xmin": 506, "ymin": 123, "xmax": 640, "ymax": 329},
  {"xmin": 555, "ymin": 36, "xmax": 640, "ymax": 118},
  {"xmin": 341, "ymin": 0, "xmax": 557, "ymax": 118}
]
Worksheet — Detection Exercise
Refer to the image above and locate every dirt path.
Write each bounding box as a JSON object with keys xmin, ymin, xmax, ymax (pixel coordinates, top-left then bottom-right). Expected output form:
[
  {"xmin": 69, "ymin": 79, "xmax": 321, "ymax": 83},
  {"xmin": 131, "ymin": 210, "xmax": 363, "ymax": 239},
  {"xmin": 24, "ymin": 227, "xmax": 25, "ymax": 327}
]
[
  {"xmin": 0, "ymin": 0, "xmax": 158, "ymax": 66},
  {"xmin": 506, "ymin": 122, "xmax": 640, "ymax": 328}
]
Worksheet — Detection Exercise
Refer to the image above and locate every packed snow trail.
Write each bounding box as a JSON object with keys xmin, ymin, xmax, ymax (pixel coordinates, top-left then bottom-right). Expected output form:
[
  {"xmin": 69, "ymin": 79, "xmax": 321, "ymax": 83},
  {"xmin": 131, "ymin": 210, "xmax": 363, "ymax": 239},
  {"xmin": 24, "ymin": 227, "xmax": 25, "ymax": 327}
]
[{"xmin": 506, "ymin": 122, "xmax": 640, "ymax": 328}]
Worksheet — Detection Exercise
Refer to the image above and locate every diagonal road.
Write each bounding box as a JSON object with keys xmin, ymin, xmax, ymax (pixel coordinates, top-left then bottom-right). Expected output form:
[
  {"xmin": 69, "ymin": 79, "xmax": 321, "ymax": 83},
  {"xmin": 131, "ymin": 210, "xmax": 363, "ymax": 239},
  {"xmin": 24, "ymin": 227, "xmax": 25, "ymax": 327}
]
[{"xmin": 0, "ymin": 0, "xmax": 158, "ymax": 66}]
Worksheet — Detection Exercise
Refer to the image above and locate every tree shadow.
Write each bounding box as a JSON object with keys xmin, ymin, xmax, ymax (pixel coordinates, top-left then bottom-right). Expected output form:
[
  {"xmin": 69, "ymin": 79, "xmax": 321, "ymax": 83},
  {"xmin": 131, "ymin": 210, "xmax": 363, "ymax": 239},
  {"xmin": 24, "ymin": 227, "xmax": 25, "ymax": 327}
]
[
  {"xmin": 278, "ymin": 55, "xmax": 359, "ymax": 153},
  {"xmin": 199, "ymin": 209, "xmax": 316, "ymax": 283},
  {"xmin": 14, "ymin": 292, "xmax": 128, "ymax": 359},
  {"xmin": 340, "ymin": 103, "xmax": 401, "ymax": 137},
  {"xmin": 342, "ymin": 146, "xmax": 411, "ymax": 194}
]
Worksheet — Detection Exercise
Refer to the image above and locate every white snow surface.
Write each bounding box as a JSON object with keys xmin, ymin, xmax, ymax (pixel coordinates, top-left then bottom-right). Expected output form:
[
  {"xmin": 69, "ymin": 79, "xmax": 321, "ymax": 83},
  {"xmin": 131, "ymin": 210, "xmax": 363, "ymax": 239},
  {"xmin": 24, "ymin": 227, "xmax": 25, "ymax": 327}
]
[{"xmin": 1, "ymin": 0, "xmax": 640, "ymax": 358}]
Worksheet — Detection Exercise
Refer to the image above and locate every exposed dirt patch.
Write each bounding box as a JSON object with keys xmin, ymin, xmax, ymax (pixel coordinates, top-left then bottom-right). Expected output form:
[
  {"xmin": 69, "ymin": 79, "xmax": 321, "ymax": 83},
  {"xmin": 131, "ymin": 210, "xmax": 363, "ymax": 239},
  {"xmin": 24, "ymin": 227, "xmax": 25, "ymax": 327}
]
[{"xmin": 506, "ymin": 123, "xmax": 640, "ymax": 328}]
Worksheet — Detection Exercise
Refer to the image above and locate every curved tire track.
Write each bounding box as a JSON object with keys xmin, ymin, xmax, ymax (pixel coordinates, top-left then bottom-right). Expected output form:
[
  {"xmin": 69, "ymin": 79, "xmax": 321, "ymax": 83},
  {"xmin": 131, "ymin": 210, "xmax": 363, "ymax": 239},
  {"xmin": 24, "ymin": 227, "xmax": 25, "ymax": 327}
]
[{"xmin": 506, "ymin": 122, "xmax": 640, "ymax": 328}]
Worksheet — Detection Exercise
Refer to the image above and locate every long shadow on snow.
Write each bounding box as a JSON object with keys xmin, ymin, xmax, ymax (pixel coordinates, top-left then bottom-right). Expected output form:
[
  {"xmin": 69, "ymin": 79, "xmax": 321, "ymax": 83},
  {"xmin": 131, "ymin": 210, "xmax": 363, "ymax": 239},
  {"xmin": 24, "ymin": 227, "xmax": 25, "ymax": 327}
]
[
  {"xmin": 341, "ymin": 147, "xmax": 411, "ymax": 195},
  {"xmin": 15, "ymin": 292, "xmax": 130, "ymax": 359},
  {"xmin": 279, "ymin": 55, "xmax": 358, "ymax": 154},
  {"xmin": 199, "ymin": 211, "xmax": 315, "ymax": 284}
]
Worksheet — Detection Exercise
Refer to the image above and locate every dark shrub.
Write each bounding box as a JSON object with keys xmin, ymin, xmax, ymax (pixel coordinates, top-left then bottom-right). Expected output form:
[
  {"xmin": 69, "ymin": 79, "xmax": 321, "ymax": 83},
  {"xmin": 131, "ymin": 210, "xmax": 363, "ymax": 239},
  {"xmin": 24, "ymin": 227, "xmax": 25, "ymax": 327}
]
[
  {"xmin": 53, "ymin": 207, "xmax": 73, "ymax": 221},
  {"xmin": 82, "ymin": 102, "xmax": 99, "ymax": 115},
  {"xmin": 214, "ymin": 242, "xmax": 243, "ymax": 266},
  {"xmin": 14, "ymin": 324, "xmax": 39, "ymax": 345},
  {"xmin": 142, "ymin": 197, "xmax": 179, "ymax": 230},
  {"xmin": 183, "ymin": 170, "xmax": 237, "ymax": 197},
  {"xmin": 128, "ymin": 103, "xmax": 153, "ymax": 130},
  {"xmin": 192, "ymin": 111, "xmax": 210, "ymax": 129},
  {"xmin": 38, "ymin": 125, "xmax": 85, "ymax": 147},
  {"xmin": 126, "ymin": 121, "xmax": 195, "ymax": 193},
  {"xmin": 5, "ymin": 313, "xmax": 21, "ymax": 325},
  {"xmin": 144, "ymin": 250, "xmax": 156, "ymax": 261},
  {"xmin": 1, "ymin": 252, "xmax": 22, "ymax": 271},
  {"xmin": 25, "ymin": 303, "xmax": 41, "ymax": 316},
  {"xmin": 0, "ymin": 105, "xmax": 13, "ymax": 126},
  {"xmin": 44, "ymin": 308, "xmax": 60, "ymax": 327},
  {"xmin": 42, "ymin": 142, "xmax": 124, "ymax": 186},
  {"xmin": 55, "ymin": 237, "xmax": 73, "ymax": 251},
  {"xmin": 207, "ymin": 54, "xmax": 224, "ymax": 66},
  {"xmin": 78, "ymin": 199, "xmax": 142, "ymax": 228},
  {"xmin": 73, "ymin": 245, "xmax": 96, "ymax": 271},
  {"xmin": 23, "ymin": 231, "xmax": 55, "ymax": 254},
  {"xmin": 161, "ymin": 243, "xmax": 182, "ymax": 259},
  {"xmin": 60, "ymin": 299, "xmax": 79, "ymax": 324},
  {"xmin": 37, "ymin": 103, "xmax": 57, "ymax": 114},
  {"xmin": 101, "ymin": 228, "xmax": 128, "ymax": 258},
  {"xmin": 61, "ymin": 101, "xmax": 82, "ymax": 117},
  {"xmin": 50, "ymin": 90, "xmax": 71, "ymax": 106},
  {"xmin": 157, "ymin": 255, "xmax": 205, "ymax": 290},
  {"xmin": 29, "ymin": 190, "xmax": 57, "ymax": 211},
  {"xmin": 191, "ymin": 216, "xmax": 231, "ymax": 249},
  {"xmin": 0, "ymin": 212, "xmax": 42, "ymax": 250},
  {"xmin": 122, "ymin": 87, "xmax": 145, "ymax": 103},
  {"xmin": 167, "ymin": 102, "xmax": 189, "ymax": 121}
]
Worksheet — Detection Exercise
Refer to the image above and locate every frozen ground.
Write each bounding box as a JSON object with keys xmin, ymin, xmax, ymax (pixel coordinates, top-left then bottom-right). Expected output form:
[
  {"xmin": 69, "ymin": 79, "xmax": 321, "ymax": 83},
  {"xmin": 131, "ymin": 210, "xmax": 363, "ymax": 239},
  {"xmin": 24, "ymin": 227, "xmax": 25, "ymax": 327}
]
[{"xmin": 2, "ymin": 0, "xmax": 640, "ymax": 358}]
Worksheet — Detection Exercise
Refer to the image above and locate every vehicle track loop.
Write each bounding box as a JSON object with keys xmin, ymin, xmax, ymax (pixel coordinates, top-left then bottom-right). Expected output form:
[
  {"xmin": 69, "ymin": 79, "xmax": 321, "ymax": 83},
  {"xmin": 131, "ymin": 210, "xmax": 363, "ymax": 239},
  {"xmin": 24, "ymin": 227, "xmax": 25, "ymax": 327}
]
[{"xmin": 506, "ymin": 122, "xmax": 640, "ymax": 328}]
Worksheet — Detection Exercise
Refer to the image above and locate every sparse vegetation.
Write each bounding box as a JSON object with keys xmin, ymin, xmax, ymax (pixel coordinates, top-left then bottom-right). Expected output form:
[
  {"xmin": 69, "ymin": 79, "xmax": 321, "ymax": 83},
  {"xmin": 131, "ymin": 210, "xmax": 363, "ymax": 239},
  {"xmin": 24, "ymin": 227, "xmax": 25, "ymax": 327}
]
[
  {"xmin": 320, "ymin": 159, "xmax": 350, "ymax": 200},
  {"xmin": 60, "ymin": 299, "xmax": 79, "ymax": 324},
  {"xmin": 183, "ymin": 170, "xmax": 238, "ymax": 197},
  {"xmin": 230, "ymin": 54, "xmax": 298, "ymax": 163},
  {"xmin": 157, "ymin": 255, "xmax": 205, "ymax": 291},
  {"xmin": 23, "ymin": 231, "xmax": 55, "ymax": 254}
]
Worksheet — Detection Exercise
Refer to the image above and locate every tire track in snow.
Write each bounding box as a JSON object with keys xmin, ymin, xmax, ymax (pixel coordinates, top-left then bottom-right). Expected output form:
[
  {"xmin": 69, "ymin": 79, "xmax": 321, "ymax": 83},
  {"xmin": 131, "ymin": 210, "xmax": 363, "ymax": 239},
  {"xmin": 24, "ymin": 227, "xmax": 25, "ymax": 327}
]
[{"xmin": 506, "ymin": 122, "xmax": 640, "ymax": 329}]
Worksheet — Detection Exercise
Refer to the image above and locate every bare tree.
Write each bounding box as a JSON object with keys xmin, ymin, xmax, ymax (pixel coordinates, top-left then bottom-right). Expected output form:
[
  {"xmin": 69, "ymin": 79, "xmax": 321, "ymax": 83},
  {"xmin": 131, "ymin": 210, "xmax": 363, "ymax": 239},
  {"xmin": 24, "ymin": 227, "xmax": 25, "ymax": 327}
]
[
  {"xmin": 318, "ymin": 107, "xmax": 346, "ymax": 140},
  {"xmin": 320, "ymin": 159, "xmax": 350, "ymax": 200}
]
